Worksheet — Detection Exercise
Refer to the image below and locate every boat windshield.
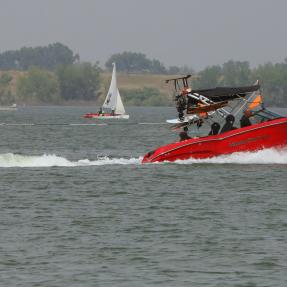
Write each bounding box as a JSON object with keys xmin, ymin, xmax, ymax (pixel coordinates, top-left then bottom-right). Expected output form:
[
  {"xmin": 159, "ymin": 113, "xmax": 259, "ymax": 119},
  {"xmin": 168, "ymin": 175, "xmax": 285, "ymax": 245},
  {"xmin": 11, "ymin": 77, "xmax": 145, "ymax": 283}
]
[{"xmin": 254, "ymin": 108, "xmax": 283, "ymax": 121}]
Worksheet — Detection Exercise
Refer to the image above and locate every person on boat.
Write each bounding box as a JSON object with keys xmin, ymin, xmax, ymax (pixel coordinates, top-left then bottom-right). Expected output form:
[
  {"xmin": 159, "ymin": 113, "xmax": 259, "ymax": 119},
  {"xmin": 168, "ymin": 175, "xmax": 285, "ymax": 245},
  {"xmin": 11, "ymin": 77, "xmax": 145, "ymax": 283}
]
[
  {"xmin": 111, "ymin": 108, "xmax": 115, "ymax": 116},
  {"xmin": 98, "ymin": 107, "xmax": 103, "ymax": 115},
  {"xmin": 179, "ymin": 126, "xmax": 191, "ymax": 141},
  {"xmin": 220, "ymin": 114, "xmax": 237, "ymax": 134},
  {"xmin": 240, "ymin": 109, "xmax": 252, "ymax": 128},
  {"xmin": 197, "ymin": 118, "xmax": 204, "ymax": 128},
  {"xmin": 176, "ymin": 93, "xmax": 187, "ymax": 121},
  {"xmin": 208, "ymin": 122, "xmax": 221, "ymax": 135}
]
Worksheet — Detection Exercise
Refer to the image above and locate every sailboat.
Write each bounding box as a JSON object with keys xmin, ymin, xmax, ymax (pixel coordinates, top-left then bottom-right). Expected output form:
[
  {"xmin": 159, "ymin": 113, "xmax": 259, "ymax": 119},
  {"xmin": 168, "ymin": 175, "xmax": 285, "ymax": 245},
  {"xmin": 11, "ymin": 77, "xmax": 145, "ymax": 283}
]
[{"xmin": 84, "ymin": 63, "xmax": 129, "ymax": 119}]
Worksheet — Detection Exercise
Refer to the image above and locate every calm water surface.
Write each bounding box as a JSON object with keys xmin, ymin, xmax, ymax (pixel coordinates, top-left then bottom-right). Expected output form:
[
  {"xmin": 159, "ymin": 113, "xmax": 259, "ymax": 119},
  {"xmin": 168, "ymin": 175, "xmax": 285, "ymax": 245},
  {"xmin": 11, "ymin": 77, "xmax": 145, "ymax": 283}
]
[{"xmin": 0, "ymin": 107, "xmax": 287, "ymax": 287}]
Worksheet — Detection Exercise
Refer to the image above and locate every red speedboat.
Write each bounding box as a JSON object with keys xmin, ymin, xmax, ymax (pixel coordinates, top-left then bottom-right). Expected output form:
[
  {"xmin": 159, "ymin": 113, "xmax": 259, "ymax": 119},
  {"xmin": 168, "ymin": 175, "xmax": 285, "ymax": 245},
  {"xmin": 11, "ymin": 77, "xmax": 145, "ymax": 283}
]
[
  {"xmin": 142, "ymin": 76, "xmax": 287, "ymax": 163},
  {"xmin": 142, "ymin": 116, "xmax": 287, "ymax": 163}
]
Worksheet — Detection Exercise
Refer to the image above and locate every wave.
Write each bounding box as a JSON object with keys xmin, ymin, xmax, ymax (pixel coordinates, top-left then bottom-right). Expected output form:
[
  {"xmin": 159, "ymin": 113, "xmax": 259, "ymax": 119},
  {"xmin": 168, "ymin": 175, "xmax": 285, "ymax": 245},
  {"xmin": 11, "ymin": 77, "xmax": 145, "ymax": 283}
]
[
  {"xmin": 0, "ymin": 153, "xmax": 141, "ymax": 168},
  {"xmin": 174, "ymin": 148, "xmax": 287, "ymax": 165},
  {"xmin": 0, "ymin": 149, "xmax": 286, "ymax": 168}
]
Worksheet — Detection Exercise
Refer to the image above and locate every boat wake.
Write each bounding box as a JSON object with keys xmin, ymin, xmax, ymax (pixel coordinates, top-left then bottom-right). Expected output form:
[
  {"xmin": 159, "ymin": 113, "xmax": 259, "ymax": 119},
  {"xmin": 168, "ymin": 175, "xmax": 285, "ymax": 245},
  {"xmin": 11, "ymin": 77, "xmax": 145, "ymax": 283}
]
[
  {"xmin": 174, "ymin": 148, "xmax": 287, "ymax": 165},
  {"xmin": 0, "ymin": 149, "xmax": 286, "ymax": 168},
  {"xmin": 0, "ymin": 153, "xmax": 141, "ymax": 168}
]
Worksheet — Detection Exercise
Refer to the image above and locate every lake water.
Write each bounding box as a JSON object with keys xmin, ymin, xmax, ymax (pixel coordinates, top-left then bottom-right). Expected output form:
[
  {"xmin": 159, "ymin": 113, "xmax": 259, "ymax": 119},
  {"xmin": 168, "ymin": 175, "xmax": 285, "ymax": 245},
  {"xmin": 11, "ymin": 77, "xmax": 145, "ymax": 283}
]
[{"xmin": 0, "ymin": 106, "xmax": 287, "ymax": 287}]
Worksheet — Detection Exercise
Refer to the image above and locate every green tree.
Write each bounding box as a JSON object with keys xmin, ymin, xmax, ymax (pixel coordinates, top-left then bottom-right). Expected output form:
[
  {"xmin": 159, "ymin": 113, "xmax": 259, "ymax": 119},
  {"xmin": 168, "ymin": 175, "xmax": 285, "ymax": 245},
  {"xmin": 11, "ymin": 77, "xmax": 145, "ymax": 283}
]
[
  {"xmin": 0, "ymin": 73, "xmax": 14, "ymax": 105},
  {"xmin": 192, "ymin": 65, "xmax": 222, "ymax": 89},
  {"xmin": 106, "ymin": 51, "xmax": 168, "ymax": 74},
  {"xmin": 193, "ymin": 61, "xmax": 251, "ymax": 89},
  {"xmin": 221, "ymin": 60, "xmax": 251, "ymax": 86},
  {"xmin": 56, "ymin": 63, "xmax": 101, "ymax": 101},
  {"xmin": 150, "ymin": 59, "xmax": 166, "ymax": 74},
  {"xmin": 121, "ymin": 87, "xmax": 170, "ymax": 106},
  {"xmin": 0, "ymin": 43, "xmax": 78, "ymax": 70},
  {"xmin": 252, "ymin": 62, "xmax": 287, "ymax": 106},
  {"xmin": 106, "ymin": 52, "xmax": 151, "ymax": 73},
  {"xmin": 17, "ymin": 67, "xmax": 60, "ymax": 103},
  {"xmin": 0, "ymin": 73, "xmax": 12, "ymax": 85}
]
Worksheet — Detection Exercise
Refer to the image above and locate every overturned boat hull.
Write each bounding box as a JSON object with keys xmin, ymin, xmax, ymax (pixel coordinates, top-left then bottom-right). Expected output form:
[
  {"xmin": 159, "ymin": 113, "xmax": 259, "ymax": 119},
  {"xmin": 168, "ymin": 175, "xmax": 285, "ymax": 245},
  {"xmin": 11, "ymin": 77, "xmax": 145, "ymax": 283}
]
[{"xmin": 142, "ymin": 117, "xmax": 287, "ymax": 163}]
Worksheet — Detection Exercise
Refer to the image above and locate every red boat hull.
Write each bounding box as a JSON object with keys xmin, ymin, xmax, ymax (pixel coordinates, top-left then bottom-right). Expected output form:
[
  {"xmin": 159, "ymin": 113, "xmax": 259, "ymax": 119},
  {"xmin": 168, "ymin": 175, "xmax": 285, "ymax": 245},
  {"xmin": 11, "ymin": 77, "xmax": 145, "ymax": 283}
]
[
  {"xmin": 84, "ymin": 113, "xmax": 113, "ymax": 118},
  {"xmin": 83, "ymin": 113, "xmax": 129, "ymax": 119},
  {"xmin": 142, "ymin": 117, "xmax": 287, "ymax": 163}
]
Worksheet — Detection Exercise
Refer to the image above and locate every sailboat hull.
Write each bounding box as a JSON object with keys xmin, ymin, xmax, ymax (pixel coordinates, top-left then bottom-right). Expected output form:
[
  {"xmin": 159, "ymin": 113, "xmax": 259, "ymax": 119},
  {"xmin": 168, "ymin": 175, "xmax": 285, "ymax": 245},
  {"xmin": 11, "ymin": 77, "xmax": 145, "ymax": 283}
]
[
  {"xmin": 142, "ymin": 117, "xmax": 287, "ymax": 163},
  {"xmin": 84, "ymin": 113, "xmax": 129, "ymax": 119}
]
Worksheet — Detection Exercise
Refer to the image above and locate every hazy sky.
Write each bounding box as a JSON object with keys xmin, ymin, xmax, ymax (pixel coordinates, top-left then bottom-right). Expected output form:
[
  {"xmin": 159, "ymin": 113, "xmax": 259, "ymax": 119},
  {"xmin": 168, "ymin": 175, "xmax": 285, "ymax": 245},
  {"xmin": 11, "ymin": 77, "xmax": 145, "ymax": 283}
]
[{"xmin": 0, "ymin": 0, "xmax": 287, "ymax": 71}]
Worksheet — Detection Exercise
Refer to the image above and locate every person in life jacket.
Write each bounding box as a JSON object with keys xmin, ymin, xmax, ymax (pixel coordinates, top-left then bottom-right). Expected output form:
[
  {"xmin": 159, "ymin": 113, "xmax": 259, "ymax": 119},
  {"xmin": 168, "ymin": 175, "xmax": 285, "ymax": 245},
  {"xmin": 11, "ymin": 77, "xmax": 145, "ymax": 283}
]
[
  {"xmin": 208, "ymin": 122, "xmax": 221, "ymax": 135},
  {"xmin": 240, "ymin": 109, "xmax": 252, "ymax": 128},
  {"xmin": 176, "ymin": 88, "xmax": 190, "ymax": 121},
  {"xmin": 179, "ymin": 126, "xmax": 191, "ymax": 141},
  {"xmin": 220, "ymin": 114, "xmax": 237, "ymax": 133}
]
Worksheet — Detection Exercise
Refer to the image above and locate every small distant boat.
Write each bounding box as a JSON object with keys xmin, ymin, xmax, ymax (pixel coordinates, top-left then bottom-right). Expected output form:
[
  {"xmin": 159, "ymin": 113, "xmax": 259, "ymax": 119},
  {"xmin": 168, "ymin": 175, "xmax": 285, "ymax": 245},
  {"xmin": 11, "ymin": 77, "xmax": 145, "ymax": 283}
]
[
  {"xmin": 84, "ymin": 63, "xmax": 129, "ymax": 119},
  {"xmin": 0, "ymin": 103, "xmax": 17, "ymax": 111}
]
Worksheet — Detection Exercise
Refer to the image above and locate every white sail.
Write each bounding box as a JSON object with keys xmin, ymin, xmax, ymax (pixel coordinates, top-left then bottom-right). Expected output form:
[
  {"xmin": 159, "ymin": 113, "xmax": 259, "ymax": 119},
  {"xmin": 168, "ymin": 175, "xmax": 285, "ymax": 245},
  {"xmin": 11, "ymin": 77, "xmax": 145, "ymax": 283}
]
[
  {"xmin": 102, "ymin": 63, "xmax": 126, "ymax": 115},
  {"xmin": 115, "ymin": 89, "xmax": 126, "ymax": 114}
]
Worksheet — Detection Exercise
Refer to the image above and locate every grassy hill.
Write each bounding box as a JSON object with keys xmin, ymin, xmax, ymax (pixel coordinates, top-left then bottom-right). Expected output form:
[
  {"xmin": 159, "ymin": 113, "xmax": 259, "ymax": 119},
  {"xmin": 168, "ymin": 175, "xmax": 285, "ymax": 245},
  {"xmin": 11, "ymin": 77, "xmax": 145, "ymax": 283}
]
[
  {"xmin": 100, "ymin": 72, "xmax": 175, "ymax": 106},
  {"xmin": 101, "ymin": 72, "xmax": 173, "ymax": 94},
  {"xmin": 0, "ymin": 70, "xmax": 175, "ymax": 106}
]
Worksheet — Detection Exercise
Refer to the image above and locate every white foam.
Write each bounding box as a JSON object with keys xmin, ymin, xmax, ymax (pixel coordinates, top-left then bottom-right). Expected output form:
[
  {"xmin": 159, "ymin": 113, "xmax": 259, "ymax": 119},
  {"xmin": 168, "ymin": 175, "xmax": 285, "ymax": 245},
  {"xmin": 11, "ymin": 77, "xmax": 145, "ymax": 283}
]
[
  {"xmin": 0, "ymin": 153, "xmax": 141, "ymax": 168},
  {"xmin": 0, "ymin": 148, "xmax": 286, "ymax": 168},
  {"xmin": 174, "ymin": 148, "xmax": 287, "ymax": 165}
]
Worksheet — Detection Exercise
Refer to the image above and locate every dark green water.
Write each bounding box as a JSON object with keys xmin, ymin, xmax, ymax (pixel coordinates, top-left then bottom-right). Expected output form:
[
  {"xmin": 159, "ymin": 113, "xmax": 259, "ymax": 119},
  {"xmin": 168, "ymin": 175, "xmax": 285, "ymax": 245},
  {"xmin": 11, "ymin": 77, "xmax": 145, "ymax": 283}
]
[{"xmin": 0, "ymin": 107, "xmax": 287, "ymax": 287}]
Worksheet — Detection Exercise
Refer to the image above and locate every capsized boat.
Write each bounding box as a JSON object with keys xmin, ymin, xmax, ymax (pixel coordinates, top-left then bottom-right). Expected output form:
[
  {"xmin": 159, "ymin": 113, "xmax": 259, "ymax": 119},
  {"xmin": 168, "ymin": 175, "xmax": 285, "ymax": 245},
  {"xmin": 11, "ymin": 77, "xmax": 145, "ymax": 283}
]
[
  {"xmin": 84, "ymin": 63, "xmax": 129, "ymax": 119},
  {"xmin": 142, "ymin": 76, "xmax": 287, "ymax": 163}
]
